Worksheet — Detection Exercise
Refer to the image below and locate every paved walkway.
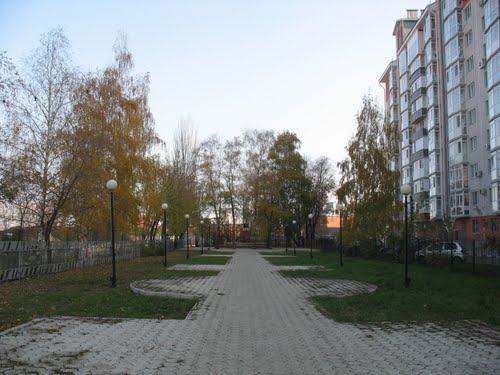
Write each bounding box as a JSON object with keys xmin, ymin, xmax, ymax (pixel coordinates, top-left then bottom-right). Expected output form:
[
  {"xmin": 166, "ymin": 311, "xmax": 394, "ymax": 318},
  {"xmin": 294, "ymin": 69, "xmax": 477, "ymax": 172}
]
[{"xmin": 1, "ymin": 249, "xmax": 499, "ymax": 374}]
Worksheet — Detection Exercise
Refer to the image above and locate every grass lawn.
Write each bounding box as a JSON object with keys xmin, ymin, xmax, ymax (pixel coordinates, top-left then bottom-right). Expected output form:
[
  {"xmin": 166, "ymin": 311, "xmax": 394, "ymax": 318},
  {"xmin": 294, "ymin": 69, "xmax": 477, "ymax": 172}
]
[
  {"xmin": 0, "ymin": 251, "xmax": 224, "ymax": 331},
  {"xmin": 265, "ymin": 252, "xmax": 500, "ymax": 326}
]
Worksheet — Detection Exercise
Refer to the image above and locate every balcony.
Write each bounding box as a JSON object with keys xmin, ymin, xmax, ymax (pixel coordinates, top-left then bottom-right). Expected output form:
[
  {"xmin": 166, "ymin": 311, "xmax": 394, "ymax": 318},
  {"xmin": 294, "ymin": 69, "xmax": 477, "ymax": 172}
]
[
  {"xmin": 410, "ymin": 148, "xmax": 429, "ymax": 163},
  {"xmin": 414, "ymin": 190, "xmax": 430, "ymax": 202},
  {"xmin": 410, "ymin": 107, "xmax": 428, "ymax": 124},
  {"xmin": 409, "ymin": 67, "xmax": 426, "ymax": 86},
  {"xmin": 413, "ymin": 127, "xmax": 429, "ymax": 140},
  {"xmin": 410, "ymin": 87, "xmax": 427, "ymax": 105}
]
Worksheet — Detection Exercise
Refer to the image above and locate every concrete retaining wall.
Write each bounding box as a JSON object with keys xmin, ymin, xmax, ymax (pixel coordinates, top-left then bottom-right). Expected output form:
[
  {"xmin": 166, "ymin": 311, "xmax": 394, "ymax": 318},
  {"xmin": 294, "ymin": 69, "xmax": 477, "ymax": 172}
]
[{"xmin": 0, "ymin": 241, "xmax": 143, "ymax": 282}]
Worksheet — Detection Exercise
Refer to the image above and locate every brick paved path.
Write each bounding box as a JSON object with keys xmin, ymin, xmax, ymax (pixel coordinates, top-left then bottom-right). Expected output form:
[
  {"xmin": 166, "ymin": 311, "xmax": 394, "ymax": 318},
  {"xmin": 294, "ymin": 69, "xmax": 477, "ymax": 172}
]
[{"xmin": 1, "ymin": 249, "xmax": 499, "ymax": 374}]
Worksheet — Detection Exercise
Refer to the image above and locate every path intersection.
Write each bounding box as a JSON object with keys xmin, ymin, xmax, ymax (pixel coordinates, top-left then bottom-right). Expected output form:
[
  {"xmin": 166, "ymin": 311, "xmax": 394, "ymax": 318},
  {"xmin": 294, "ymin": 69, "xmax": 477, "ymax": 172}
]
[{"xmin": 1, "ymin": 249, "xmax": 499, "ymax": 374}]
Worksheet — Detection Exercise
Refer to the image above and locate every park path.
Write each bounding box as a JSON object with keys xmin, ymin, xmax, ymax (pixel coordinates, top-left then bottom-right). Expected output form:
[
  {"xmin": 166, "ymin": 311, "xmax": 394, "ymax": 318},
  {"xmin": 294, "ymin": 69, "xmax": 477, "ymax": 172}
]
[{"xmin": 1, "ymin": 249, "xmax": 499, "ymax": 374}]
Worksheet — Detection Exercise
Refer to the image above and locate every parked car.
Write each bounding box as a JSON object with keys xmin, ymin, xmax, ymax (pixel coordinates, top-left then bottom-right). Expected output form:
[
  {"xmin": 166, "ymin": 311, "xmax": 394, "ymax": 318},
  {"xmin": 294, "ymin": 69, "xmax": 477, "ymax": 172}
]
[{"xmin": 415, "ymin": 241, "xmax": 466, "ymax": 262}]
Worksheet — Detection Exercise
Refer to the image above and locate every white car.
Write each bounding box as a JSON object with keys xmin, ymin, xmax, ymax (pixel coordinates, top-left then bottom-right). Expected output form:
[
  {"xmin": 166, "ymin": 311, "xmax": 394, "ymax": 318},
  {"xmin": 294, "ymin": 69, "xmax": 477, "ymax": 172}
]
[{"xmin": 415, "ymin": 241, "xmax": 465, "ymax": 262}]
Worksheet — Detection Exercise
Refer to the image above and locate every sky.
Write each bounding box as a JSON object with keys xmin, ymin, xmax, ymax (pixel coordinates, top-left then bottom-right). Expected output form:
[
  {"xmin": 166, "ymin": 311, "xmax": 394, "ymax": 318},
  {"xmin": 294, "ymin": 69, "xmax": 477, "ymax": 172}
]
[{"xmin": 0, "ymin": 0, "xmax": 433, "ymax": 165}]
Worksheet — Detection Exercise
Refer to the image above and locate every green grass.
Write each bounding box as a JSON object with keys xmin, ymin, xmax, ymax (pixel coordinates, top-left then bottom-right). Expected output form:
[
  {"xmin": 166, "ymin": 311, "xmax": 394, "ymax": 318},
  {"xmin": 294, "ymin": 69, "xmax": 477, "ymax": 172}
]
[
  {"xmin": 0, "ymin": 252, "xmax": 221, "ymax": 331},
  {"xmin": 266, "ymin": 252, "xmax": 500, "ymax": 326},
  {"xmin": 183, "ymin": 255, "xmax": 231, "ymax": 265}
]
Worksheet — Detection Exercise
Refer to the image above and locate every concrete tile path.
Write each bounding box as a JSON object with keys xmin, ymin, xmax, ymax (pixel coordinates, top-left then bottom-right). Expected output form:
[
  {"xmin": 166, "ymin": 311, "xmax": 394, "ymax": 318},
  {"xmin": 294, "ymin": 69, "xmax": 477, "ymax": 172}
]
[{"xmin": 1, "ymin": 249, "xmax": 499, "ymax": 374}]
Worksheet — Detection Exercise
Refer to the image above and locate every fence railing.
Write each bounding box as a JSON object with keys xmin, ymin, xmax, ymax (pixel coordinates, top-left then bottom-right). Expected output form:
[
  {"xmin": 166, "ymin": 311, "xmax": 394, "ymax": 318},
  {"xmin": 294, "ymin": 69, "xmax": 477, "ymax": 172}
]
[{"xmin": 0, "ymin": 241, "xmax": 148, "ymax": 282}]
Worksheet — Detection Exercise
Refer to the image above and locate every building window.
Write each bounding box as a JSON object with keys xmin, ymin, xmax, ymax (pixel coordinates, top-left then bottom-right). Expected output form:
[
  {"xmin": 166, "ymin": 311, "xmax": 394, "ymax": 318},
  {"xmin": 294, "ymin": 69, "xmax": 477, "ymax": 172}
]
[
  {"xmin": 489, "ymin": 85, "xmax": 500, "ymax": 118},
  {"xmin": 468, "ymin": 82, "xmax": 476, "ymax": 98},
  {"xmin": 471, "ymin": 163, "xmax": 479, "ymax": 177},
  {"xmin": 466, "ymin": 56, "xmax": 474, "ymax": 72},
  {"xmin": 472, "ymin": 219, "xmax": 479, "ymax": 233},
  {"xmin": 466, "ymin": 30, "xmax": 473, "ymax": 46},
  {"xmin": 492, "ymin": 221, "xmax": 498, "ymax": 233},
  {"xmin": 464, "ymin": 4, "xmax": 472, "ymax": 21},
  {"xmin": 468, "ymin": 109, "xmax": 476, "ymax": 124},
  {"xmin": 472, "ymin": 191, "xmax": 479, "ymax": 205},
  {"xmin": 471, "ymin": 136, "xmax": 478, "ymax": 151}
]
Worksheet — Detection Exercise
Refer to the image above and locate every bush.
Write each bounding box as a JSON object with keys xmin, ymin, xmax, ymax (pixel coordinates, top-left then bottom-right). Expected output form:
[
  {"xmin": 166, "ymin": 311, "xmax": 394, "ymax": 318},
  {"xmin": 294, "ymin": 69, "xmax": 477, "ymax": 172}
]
[{"xmin": 140, "ymin": 242, "xmax": 164, "ymax": 257}]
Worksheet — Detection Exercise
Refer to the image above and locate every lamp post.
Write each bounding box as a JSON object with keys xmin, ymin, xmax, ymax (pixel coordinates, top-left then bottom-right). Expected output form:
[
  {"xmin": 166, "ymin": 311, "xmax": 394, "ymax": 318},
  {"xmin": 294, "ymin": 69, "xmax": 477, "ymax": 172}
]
[
  {"xmin": 401, "ymin": 184, "xmax": 412, "ymax": 288},
  {"xmin": 285, "ymin": 224, "xmax": 288, "ymax": 252},
  {"xmin": 106, "ymin": 179, "xmax": 118, "ymax": 287},
  {"xmin": 208, "ymin": 220, "xmax": 211, "ymax": 251},
  {"xmin": 161, "ymin": 203, "xmax": 168, "ymax": 267},
  {"xmin": 292, "ymin": 220, "xmax": 297, "ymax": 255},
  {"xmin": 185, "ymin": 214, "xmax": 190, "ymax": 259},
  {"xmin": 336, "ymin": 202, "xmax": 344, "ymax": 267},
  {"xmin": 308, "ymin": 213, "xmax": 313, "ymax": 259},
  {"xmin": 200, "ymin": 220, "xmax": 204, "ymax": 255}
]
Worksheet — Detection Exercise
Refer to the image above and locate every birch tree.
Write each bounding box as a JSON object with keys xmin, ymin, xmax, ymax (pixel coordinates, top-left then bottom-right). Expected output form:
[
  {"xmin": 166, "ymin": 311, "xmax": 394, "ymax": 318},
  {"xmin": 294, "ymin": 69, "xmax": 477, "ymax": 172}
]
[
  {"xmin": 337, "ymin": 95, "xmax": 400, "ymax": 242},
  {"xmin": 0, "ymin": 29, "xmax": 80, "ymax": 245},
  {"xmin": 222, "ymin": 136, "xmax": 242, "ymax": 245},
  {"xmin": 67, "ymin": 34, "xmax": 159, "ymax": 240}
]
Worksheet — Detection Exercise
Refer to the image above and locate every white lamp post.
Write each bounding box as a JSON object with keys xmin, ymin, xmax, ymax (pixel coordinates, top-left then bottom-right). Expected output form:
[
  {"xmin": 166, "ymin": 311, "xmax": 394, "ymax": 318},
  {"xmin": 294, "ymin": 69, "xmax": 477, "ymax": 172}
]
[
  {"xmin": 336, "ymin": 202, "xmax": 345, "ymax": 267},
  {"xmin": 161, "ymin": 203, "xmax": 168, "ymax": 267},
  {"xmin": 200, "ymin": 220, "xmax": 205, "ymax": 254},
  {"xmin": 106, "ymin": 179, "xmax": 118, "ymax": 287},
  {"xmin": 185, "ymin": 214, "xmax": 190, "ymax": 259},
  {"xmin": 401, "ymin": 184, "xmax": 412, "ymax": 288},
  {"xmin": 308, "ymin": 213, "xmax": 314, "ymax": 259}
]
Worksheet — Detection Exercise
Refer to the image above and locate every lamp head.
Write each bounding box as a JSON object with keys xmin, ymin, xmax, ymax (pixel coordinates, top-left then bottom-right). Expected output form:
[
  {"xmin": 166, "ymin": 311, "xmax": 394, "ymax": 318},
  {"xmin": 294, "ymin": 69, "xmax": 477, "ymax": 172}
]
[
  {"xmin": 161, "ymin": 203, "xmax": 168, "ymax": 210},
  {"xmin": 401, "ymin": 184, "xmax": 412, "ymax": 196},
  {"xmin": 106, "ymin": 179, "xmax": 117, "ymax": 190},
  {"xmin": 184, "ymin": 214, "xmax": 190, "ymax": 219},
  {"xmin": 308, "ymin": 213, "xmax": 313, "ymax": 220}
]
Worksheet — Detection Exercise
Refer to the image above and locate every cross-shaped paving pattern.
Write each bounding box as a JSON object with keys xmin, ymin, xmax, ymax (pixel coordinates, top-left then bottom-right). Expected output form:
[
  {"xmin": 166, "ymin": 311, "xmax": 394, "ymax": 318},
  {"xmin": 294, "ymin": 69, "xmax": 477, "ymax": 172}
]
[{"xmin": 1, "ymin": 249, "xmax": 499, "ymax": 374}]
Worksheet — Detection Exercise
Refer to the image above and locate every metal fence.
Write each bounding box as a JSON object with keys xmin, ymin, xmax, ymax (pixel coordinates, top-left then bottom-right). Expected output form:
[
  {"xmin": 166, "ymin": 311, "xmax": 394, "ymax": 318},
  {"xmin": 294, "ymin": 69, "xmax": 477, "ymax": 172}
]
[{"xmin": 0, "ymin": 241, "xmax": 148, "ymax": 282}]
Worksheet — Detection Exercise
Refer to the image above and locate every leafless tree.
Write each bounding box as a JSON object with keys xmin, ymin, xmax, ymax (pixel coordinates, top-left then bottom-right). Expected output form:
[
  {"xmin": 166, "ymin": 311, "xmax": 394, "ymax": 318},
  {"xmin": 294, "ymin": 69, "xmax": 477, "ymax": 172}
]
[{"xmin": 0, "ymin": 28, "xmax": 80, "ymax": 245}]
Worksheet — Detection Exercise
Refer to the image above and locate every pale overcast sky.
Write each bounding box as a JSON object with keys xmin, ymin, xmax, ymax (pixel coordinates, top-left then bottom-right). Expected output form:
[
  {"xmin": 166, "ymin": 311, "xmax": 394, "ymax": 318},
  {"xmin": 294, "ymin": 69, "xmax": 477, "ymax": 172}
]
[{"xmin": 0, "ymin": 0, "xmax": 432, "ymax": 164}]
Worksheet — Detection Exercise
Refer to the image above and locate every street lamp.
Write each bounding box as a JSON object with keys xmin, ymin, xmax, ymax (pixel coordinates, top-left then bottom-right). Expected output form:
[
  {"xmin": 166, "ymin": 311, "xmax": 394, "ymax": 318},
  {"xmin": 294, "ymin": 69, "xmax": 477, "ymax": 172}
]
[
  {"xmin": 106, "ymin": 179, "xmax": 118, "ymax": 287},
  {"xmin": 308, "ymin": 213, "xmax": 313, "ymax": 259},
  {"xmin": 292, "ymin": 220, "xmax": 297, "ymax": 255},
  {"xmin": 185, "ymin": 214, "xmax": 190, "ymax": 259},
  {"xmin": 401, "ymin": 184, "xmax": 412, "ymax": 288},
  {"xmin": 336, "ymin": 202, "xmax": 345, "ymax": 267},
  {"xmin": 200, "ymin": 220, "xmax": 204, "ymax": 255},
  {"xmin": 285, "ymin": 223, "xmax": 288, "ymax": 252},
  {"xmin": 161, "ymin": 203, "xmax": 168, "ymax": 267},
  {"xmin": 208, "ymin": 220, "xmax": 211, "ymax": 251}
]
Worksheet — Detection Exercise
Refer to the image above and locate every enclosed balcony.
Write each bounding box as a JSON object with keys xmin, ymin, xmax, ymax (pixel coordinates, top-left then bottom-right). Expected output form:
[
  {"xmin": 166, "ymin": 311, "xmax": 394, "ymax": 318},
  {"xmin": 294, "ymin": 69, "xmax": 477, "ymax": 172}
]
[
  {"xmin": 410, "ymin": 148, "xmax": 429, "ymax": 163},
  {"xmin": 410, "ymin": 87, "xmax": 427, "ymax": 106},
  {"xmin": 410, "ymin": 107, "xmax": 428, "ymax": 124},
  {"xmin": 409, "ymin": 67, "xmax": 426, "ymax": 86}
]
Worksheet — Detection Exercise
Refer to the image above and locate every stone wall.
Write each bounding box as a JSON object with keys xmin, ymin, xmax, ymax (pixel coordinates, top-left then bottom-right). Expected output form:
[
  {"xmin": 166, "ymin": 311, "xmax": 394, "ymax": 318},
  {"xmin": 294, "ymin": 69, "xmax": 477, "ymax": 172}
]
[{"xmin": 0, "ymin": 241, "xmax": 144, "ymax": 282}]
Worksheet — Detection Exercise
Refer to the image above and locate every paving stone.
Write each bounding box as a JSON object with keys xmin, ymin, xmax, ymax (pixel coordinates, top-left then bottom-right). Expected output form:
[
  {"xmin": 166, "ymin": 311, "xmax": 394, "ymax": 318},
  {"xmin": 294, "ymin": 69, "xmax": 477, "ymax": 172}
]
[{"xmin": 1, "ymin": 249, "xmax": 499, "ymax": 374}]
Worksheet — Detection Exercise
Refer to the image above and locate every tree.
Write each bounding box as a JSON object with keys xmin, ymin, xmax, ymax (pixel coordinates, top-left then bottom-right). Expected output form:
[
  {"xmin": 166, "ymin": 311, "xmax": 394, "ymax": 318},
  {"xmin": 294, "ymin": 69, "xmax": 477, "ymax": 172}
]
[
  {"xmin": 336, "ymin": 95, "xmax": 401, "ymax": 244},
  {"xmin": 162, "ymin": 117, "xmax": 200, "ymax": 240},
  {"xmin": 268, "ymin": 131, "xmax": 311, "ymax": 245},
  {"xmin": 222, "ymin": 137, "xmax": 242, "ymax": 245},
  {"xmin": 0, "ymin": 28, "xmax": 80, "ymax": 245},
  {"xmin": 198, "ymin": 135, "xmax": 225, "ymax": 246},
  {"xmin": 242, "ymin": 129, "xmax": 275, "ymax": 244},
  {"xmin": 307, "ymin": 156, "xmax": 336, "ymax": 238},
  {"xmin": 66, "ymin": 34, "xmax": 159, "ymax": 240}
]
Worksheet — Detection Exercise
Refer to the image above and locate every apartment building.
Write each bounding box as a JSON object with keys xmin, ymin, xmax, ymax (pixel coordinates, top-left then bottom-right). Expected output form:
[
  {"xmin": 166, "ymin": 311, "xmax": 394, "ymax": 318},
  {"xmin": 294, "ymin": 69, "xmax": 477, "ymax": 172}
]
[{"xmin": 380, "ymin": 0, "xmax": 500, "ymax": 241}]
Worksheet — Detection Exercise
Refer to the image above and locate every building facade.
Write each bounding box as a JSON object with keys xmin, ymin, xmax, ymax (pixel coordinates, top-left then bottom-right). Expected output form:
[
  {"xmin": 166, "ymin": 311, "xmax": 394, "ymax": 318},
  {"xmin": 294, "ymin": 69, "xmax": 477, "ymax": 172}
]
[{"xmin": 380, "ymin": 0, "xmax": 500, "ymax": 241}]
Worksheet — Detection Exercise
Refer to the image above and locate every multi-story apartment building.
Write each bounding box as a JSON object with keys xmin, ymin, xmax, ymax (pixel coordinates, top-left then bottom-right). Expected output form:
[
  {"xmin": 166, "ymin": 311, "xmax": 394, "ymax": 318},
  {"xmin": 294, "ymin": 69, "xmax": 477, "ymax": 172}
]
[{"xmin": 380, "ymin": 0, "xmax": 500, "ymax": 241}]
